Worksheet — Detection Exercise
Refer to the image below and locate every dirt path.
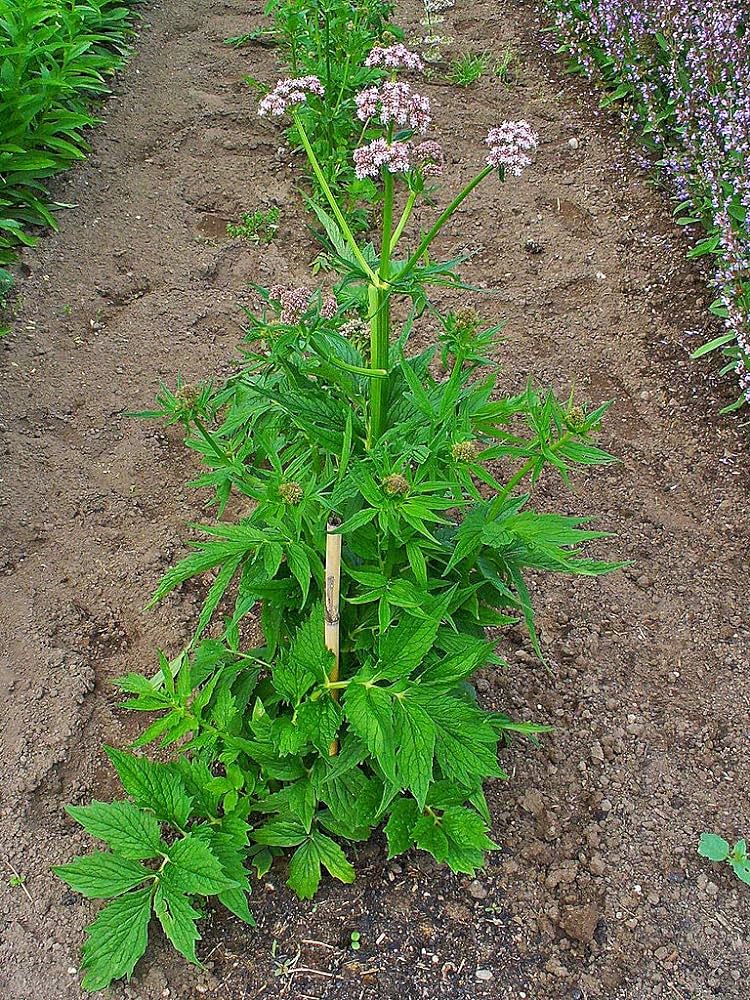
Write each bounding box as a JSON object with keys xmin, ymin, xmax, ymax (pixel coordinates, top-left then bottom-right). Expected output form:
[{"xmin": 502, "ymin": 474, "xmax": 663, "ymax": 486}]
[{"xmin": 1, "ymin": 1, "xmax": 748, "ymax": 998}]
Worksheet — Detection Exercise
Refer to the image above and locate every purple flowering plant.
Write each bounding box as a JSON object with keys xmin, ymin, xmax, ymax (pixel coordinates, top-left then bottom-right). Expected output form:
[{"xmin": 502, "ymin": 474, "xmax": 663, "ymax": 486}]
[
  {"xmin": 546, "ymin": 0, "xmax": 750, "ymax": 413},
  {"xmin": 54, "ymin": 30, "xmax": 622, "ymax": 994}
]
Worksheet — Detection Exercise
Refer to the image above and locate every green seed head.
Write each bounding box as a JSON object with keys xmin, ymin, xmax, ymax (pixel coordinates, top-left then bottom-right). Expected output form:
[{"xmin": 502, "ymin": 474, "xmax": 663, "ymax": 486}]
[
  {"xmin": 278, "ymin": 481, "xmax": 303, "ymax": 505},
  {"xmin": 383, "ymin": 473, "xmax": 410, "ymax": 496},
  {"xmin": 451, "ymin": 439, "xmax": 479, "ymax": 462}
]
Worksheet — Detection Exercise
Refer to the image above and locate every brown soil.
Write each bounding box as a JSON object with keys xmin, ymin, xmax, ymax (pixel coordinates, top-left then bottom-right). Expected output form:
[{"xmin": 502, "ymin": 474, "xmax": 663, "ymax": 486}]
[{"xmin": 1, "ymin": 1, "xmax": 749, "ymax": 998}]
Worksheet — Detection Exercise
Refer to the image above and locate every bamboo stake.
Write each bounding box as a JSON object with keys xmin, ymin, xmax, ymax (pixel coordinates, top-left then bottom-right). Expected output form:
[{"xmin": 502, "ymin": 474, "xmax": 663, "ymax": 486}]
[{"xmin": 324, "ymin": 517, "xmax": 342, "ymax": 756}]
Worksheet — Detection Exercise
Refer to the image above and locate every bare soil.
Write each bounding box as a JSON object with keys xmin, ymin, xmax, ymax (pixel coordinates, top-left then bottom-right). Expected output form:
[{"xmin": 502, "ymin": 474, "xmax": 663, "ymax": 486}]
[{"xmin": 1, "ymin": 1, "xmax": 749, "ymax": 998}]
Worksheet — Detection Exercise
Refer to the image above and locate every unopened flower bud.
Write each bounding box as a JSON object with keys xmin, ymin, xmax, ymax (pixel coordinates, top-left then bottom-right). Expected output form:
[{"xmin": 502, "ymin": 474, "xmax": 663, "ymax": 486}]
[
  {"xmin": 565, "ymin": 405, "xmax": 587, "ymax": 432},
  {"xmin": 279, "ymin": 481, "xmax": 303, "ymax": 504},
  {"xmin": 175, "ymin": 383, "xmax": 200, "ymax": 408},
  {"xmin": 451, "ymin": 440, "xmax": 479, "ymax": 462},
  {"xmin": 383, "ymin": 473, "xmax": 410, "ymax": 496}
]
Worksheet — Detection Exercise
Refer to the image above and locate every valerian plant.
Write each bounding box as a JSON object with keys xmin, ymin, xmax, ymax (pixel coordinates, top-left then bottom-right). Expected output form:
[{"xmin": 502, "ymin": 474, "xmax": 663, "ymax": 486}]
[{"xmin": 56, "ymin": 43, "xmax": 621, "ymax": 990}]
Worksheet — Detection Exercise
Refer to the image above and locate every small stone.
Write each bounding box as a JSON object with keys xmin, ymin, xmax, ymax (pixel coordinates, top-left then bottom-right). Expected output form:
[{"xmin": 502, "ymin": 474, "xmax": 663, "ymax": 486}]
[
  {"xmin": 560, "ymin": 902, "xmax": 600, "ymax": 945},
  {"xmin": 475, "ymin": 968, "xmax": 493, "ymax": 981},
  {"xmin": 468, "ymin": 879, "xmax": 488, "ymax": 899},
  {"xmin": 705, "ymin": 882, "xmax": 719, "ymax": 897},
  {"xmin": 568, "ymin": 137, "xmax": 579, "ymax": 149},
  {"xmin": 589, "ymin": 855, "xmax": 606, "ymax": 876}
]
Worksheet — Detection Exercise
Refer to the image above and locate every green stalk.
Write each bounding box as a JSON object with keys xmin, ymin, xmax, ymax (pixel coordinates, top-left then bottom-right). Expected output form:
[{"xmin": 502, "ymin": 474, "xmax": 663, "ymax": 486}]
[
  {"xmin": 368, "ymin": 170, "xmax": 395, "ymax": 445},
  {"xmin": 490, "ymin": 431, "xmax": 573, "ymax": 513},
  {"xmin": 293, "ymin": 114, "xmax": 379, "ymax": 283},
  {"xmin": 192, "ymin": 416, "xmax": 231, "ymax": 465},
  {"xmin": 390, "ymin": 189, "xmax": 418, "ymax": 252},
  {"xmin": 399, "ymin": 165, "xmax": 494, "ymax": 283}
]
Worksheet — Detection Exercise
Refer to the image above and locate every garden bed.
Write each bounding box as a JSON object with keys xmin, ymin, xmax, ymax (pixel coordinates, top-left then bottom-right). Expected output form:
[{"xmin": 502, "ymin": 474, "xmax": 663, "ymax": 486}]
[{"xmin": 0, "ymin": 0, "xmax": 748, "ymax": 998}]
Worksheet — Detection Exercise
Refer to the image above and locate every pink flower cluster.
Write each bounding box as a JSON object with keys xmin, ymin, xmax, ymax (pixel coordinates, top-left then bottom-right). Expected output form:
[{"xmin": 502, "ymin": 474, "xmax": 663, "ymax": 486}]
[
  {"xmin": 258, "ymin": 76, "xmax": 324, "ymax": 117},
  {"xmin": 353, "ymin": 138, "xmax": 446, "ymax": 180},
  {"xmin": 485, "ymin": 121, "xmax": 539, "ymax": 175},
  {"xmin": 364, "ymin": 44, "xmax": 424, "ymax": 72},
  {"xmin": 413, "ymin": 141, "xmax": 445, "ymax": 177},
  {"xmin": 355, "ymin": 82, "xmax": 431, "ymax": 133},
  {"xmin": 269, "ymin": 285, "xmax": 337, "ymax": 324},
  {"xmin": 353, "ymin": 139, "xmax": 411, "ymax": 179}
]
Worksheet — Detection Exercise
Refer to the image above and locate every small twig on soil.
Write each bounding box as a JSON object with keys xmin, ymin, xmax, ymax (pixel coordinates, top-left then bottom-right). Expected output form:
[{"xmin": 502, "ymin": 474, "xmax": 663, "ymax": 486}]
[
  {"xmin": 5, "ymin": 861, "xmax": 32, "ymax": 902},
  {"xmin": 301, "ymin": 938, "xmax": 336, "ymax": 949}
]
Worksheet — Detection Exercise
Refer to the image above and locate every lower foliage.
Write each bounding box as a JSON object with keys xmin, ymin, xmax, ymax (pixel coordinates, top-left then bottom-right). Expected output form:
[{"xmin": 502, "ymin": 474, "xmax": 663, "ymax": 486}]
[{"xmin": 56, "ymin": 289, "xmax": 619, "ymax": 989}]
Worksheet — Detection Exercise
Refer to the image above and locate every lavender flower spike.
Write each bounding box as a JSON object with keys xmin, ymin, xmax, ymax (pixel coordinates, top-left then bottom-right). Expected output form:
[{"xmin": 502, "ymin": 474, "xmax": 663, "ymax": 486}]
[
  {"xmin": 258, "ymin": 76, "xmax": 325, "ymax": 117},
  {"xmin": 485, "ymin": 121, "xmax": 539, "ymax": 175}
]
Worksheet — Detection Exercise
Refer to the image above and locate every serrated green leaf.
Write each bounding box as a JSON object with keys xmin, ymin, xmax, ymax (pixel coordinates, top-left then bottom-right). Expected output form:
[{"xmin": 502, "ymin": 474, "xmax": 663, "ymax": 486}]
[
  {"xmin": 394, "ymin": 695, "xmax": 435, "ymax": 809},
  {"xmin": 287, "ymin": 839, "xmax": 321, "ymax": 899},
  {"xmin": 312, "ymin": 831, "xmax": 355, "ymax": 884},
  {"xmin": 80, "ymin": 886, "xmax": 153, "ymax": 991},
  {"xmin": 441, "ymin": 805, "xmax": 497, "ymax": 875},
  {"xmin": 412, "ymin": 815, "xmax": 449, "ymax": 862},
  {"xmin": 273, "ymin": 604, "xmax": 330, "ymax": 703},
  {"xmin": 162, "ymin": 835, "xmax": 238, "ymax": 895},
  {"xmin": 66, "ymin": 801, "xmax": 163, "ymax": 861},
  {"xmin": 219, "ymin": 885, "xmax": 256, "ymax": 924},
  {"xmin": 384, "ymin": 798, "xmax": 420, "ymax": 857},
  {"xmin": 286, "ymin": 542, "xmax": 312, "ymax": 604},
  {"xmin": 153, "ymin": 883, "xmax": 202, "ymax": 966},
  {"xmin": 376, "ymin": 613, "xmax": 441, "ymax": 680},
  {"xmin": 253, "ymin": 818, "xmax": 308, "ymax": 847},
  {"xmin": 54, "ymin": 852, "xmax": 152, "ymax": 899},
  {"xmin": 104, "ymin": 747, "xmax": 193, "ymax": 828},
  {"xmin": 343, "ymin": 681, "xmax": 397, "ymax": 782}
]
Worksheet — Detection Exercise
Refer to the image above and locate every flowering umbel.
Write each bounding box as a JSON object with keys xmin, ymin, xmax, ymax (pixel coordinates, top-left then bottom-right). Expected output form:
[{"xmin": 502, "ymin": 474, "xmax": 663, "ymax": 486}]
[
  {"xmin": 353, "ymin": 139, "xmax": 412, "ymax": 179},
  {"xmin": 412, "ymin": 141, "xmax": 445, "ymax": 177},
  {"xmin": 258, "ymin": 76, "xmax": 324, "ymax": 117},
  {"xmin": 364, "ymin": 44, "xmax": 424, "ymax": 72},
  {"xmin": 485, "ymin": 121, "xmax": 539, "ymax": 175},
  {"xmin": 355, "ymin": 82, "xmax": 431, "ymax": 133}
]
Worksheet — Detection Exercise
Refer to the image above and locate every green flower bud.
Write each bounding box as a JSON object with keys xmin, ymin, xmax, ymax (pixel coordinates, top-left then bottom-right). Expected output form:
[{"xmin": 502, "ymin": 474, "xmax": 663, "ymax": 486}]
[
  {"xmin": 174, "ymin": 383, "xmax": 200, "ymax": 409},
  {"xmin": 451, "ymin": 439, "xmax": 479, "ymax": 462},
  {"xmin": 565, "ymin": 405, "xmax": 587, "ymax": 432},
  {"xmin": 278, "ymin": 481, "xmax": 303, "ymax": 505},
  {"xmin": 382, "ymin": 473, "xmax": 410, "ymax": 496}
]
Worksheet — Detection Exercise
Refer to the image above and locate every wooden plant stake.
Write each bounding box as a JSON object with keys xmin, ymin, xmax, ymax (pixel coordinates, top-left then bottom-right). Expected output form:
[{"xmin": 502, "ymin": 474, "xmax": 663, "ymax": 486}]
[{"xmin": 324, "ymin": 517, "xmax": 342, "ymax": 756}]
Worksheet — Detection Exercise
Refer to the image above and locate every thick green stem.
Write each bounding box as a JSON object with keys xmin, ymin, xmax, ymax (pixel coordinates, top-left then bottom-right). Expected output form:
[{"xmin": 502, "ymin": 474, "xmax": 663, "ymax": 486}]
[
  {"xmin": 293, "ymin": 115, "xmax": 379, "ymax": 283},
  {"xmin": 368, "ymin": 284, "xmax": 390, "ymax": 445},
  {"xmin": 367, "ymin": 172, "xmax": 395, "ymax": 446}
]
